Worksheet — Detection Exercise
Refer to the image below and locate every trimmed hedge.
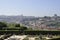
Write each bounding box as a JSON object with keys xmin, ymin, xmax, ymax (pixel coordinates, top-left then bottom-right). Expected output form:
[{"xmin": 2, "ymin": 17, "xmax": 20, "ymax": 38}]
[
  {"xmin": 0, "ymin": 30, "xmax": 60, "ymax": 35},
  {"xmin": 24, "ymin": 30, "xmax": 60, "ymax": 35}
]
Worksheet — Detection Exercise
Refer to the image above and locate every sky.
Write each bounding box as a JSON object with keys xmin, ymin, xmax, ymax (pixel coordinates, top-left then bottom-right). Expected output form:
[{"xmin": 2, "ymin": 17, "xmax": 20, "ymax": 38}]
[{"xmin": 0, "ymin": 0, "xmax": 60, "ymax": 17}]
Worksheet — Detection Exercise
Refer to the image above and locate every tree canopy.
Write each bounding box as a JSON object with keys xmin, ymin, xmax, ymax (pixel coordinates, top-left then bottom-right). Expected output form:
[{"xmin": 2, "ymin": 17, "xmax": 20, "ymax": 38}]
[
  {"xmin": 0, "ymin": 22, "xmax": 7, "ymax": 29},
  {"xmin": 15, "ymin": 24, "xmax": 20, "ymax": 27}
]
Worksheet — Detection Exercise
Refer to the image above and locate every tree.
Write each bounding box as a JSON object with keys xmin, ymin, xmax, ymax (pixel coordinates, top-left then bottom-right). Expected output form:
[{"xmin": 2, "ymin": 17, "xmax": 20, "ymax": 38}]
[
  {"xmin": 20, "ymin": 26, "xmax": 27, "ymax": 30},
  {"xmin": 15, "ymin": 24, "xmax": 20, "ymax": 27},
  {"xmin": 0, "ymin": 22, "xmax": 7, "ymax": 29},
  {"xmin": 44, "ymin": 16, "xmax": 48, "ymax": 18},
  {"xmin": 20, "ymin": 26, "xmax": 28, "ymax": 34}
]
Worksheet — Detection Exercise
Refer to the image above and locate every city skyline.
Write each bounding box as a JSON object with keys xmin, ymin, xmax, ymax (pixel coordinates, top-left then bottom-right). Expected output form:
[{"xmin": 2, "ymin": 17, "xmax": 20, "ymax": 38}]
[{"xmin": 0, "ymin": 0, "xmax": 60, "ymax": 17}]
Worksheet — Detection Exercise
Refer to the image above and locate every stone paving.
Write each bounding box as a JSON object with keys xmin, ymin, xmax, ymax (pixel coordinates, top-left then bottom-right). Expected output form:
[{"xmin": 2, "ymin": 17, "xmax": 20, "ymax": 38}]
[
  {"xmin": 4, "ymin": 35, "xmax": 27, "ymax": 40},
  {"xmin": 4, "ymin": 35, "xmax": 39, "ymax": 40}
]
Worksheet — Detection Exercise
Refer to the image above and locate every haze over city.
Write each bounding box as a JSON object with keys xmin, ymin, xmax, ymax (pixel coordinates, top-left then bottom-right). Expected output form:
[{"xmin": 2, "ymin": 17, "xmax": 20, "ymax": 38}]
[{"xmin": 0, "ymin": 0, "xmax": 60, "ymax": 17}]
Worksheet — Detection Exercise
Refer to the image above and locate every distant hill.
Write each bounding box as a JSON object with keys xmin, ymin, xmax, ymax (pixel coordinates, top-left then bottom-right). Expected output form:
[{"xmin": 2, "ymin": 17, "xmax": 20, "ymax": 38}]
[{"xmin": 0, "ymin": 15, "xmax": 38, "ymax": 23}]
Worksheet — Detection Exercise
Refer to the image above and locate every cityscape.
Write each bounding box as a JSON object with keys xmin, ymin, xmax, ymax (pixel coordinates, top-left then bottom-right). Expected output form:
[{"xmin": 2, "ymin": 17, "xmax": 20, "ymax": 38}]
[
  {"xmin": 0, "ymin": 0, "xmax": 60, "ymax": 40},
  {"xmin": 0, "ymin": 14, "xmax": 60, "ymax": 31},
  {"xmin": 0, "ymin": 14, "xmax": 59, "ymax": 40}
]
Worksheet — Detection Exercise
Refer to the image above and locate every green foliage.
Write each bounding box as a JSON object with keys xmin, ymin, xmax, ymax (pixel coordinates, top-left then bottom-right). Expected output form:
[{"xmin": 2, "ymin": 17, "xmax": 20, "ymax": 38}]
[
  {"xmin": 0, "ymin": 22, "xmax": 7, "ymax": 29},
  {"xmin": 7, "ymin": 23, "xmax": 15, "ymax": 28},
  {"xmin": 28, "ymin": 28, "xmax": 33, "ymax": 30},
  {"xmin": 19, "ymin": 26, "xmax": 27, "ymax": 30},
  {"xmin": 15, "ymin": 24, "xmax": 20, "ymax": 27},
  {"xmin": 47, "ymin": 22, "xmax": 60, "ymax": 27},
  {"xmin": 0, "ymin": 22, "xmax": 7, "ymax": 27},
  {"xmin": 0, "ymin": 30, "xmax": 60, "ymax": 35}
]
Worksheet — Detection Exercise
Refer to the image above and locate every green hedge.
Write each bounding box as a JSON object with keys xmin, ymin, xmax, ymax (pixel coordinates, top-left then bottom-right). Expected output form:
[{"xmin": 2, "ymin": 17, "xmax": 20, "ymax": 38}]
[
  {"xmin": 0, "ymin": 30, "xmax": 60, "ymax": 35},
  {"xmin": 24, "ymin": 30, "xmax": 60, "ymax": 35}
]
